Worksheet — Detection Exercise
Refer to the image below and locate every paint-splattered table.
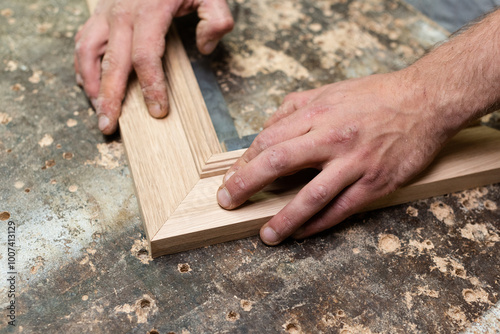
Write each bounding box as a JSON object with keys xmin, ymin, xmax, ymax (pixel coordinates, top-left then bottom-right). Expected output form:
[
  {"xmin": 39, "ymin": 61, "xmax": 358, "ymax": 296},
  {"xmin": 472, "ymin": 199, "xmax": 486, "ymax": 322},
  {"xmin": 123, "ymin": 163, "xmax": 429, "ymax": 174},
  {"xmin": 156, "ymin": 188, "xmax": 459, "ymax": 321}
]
[{"xmin": 1, "ymin": 0, "xmax": 499, "ymax": 332}]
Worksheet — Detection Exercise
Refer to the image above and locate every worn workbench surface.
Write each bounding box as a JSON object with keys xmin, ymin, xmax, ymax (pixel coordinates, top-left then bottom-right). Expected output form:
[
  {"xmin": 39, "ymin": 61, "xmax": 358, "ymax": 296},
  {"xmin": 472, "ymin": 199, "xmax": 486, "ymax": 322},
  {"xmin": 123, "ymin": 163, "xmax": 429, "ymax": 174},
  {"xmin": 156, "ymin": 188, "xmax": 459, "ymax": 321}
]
[{"xmin": 1, "ymin": 0, "xmax": 500, "ymax": 333}]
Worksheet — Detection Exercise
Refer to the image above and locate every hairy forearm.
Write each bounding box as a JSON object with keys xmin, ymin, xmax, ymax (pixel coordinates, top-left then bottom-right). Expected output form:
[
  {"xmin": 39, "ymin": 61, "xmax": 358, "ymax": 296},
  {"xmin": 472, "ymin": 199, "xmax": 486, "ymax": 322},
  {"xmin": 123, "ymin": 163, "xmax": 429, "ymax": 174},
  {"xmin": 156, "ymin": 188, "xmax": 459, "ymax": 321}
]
[{"xmin": 403, "ymin": 8, "xmax": 500, "ymax": 136}]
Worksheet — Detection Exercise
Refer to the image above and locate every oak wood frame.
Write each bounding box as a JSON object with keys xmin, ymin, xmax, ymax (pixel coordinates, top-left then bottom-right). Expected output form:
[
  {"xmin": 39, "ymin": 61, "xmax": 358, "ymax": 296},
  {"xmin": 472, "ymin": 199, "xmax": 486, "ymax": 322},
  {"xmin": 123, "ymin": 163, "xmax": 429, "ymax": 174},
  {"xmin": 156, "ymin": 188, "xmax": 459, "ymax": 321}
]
[{"xmin": 86, "ymin": 0, "xmax": 500, "ymax": 258}]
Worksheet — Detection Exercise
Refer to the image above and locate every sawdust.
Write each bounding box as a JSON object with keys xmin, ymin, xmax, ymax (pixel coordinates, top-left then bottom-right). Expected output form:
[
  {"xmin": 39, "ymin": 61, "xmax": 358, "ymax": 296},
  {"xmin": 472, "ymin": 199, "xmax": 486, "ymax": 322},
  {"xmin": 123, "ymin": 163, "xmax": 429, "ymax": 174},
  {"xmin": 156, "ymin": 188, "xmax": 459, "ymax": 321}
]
[
  {"xmin": 408, "ymin": 239, "xmax": 434, "ymax": 254},
  {"xmin": 114, "ymin": 294, "xmax": 158, "ymax": 324},
  {"xmin": 404, "ymin": 291, "xmax": 413, "ymax": 310},
  {"xmin": 11, "ymin": 83, "xmax": 25, "ymax": 91},
  {"xmin": 406, "ymin": 206, "xmax": 418, "ymax": 217},
  {"xmin": 79, "ymin": 254, "xmax": 96, "ymax": 272},
  {"xmin": 130, "ymin": 238, "xmax": 152, "ymax": 264},
  {"xmin": 178, "ymin": 263, "xmax": 192, "ymax": 273},
  {"xmin": 229, "ymin": 40, "xmax": 309, "ymax": 79},
  {"xmin": 36, "ymin": 22, "xmax": 53, "ymax": 33},
  {"xmin": 460, "ymin": 223, "xmax": 500, "ymax": 246},
  {"xmin": 416, "ymin": 285, "xmax": 439, "ymax": 298},
  {"xmin": 28, "ymin": 70, "xmax": 42, "ymax": 83},
  {"xmin": 308, "ymin": 23, "xmax": 322, "ymax": 32},
  {"xmin": 66, "ymin": 118, "xmax": 77, "ymax": 127},
  {"xmin": 85, "ymin": 142, "xmax": 124, "ymax": 169},
  {"xmin": 322, "ymin": 313, "xmax": 336, "ymax": 327},
  {"xmin": 42, "ymin": 159, "xmax": 55, "ymax": 169},
  {"xmin": 4, "ymin": 60, "xmax": 18, "ymax": 71},
  {"xmin": 404, "ymin": 286, "xmax": 439, "ymax": 310},
  {"xmin": 469, "ymin": 277, "xmax": 481, "ymax": 286},
  {"xmin": 483, "ymin": 200, "xmax": 497, "ymax": 211},
  {"xmin": 226, "ymin": 310, "xmax": 240, "ymax": 322},
  {"xmin": 313, "ymin": 22, "xmax": 385, "ymax": 68},
  {"xmin": 453, "ymin": 187, "xmax": 489, "ymax": 210},
  {"xmin": 240, "ymin": 299, "xmax": 254, "ymax": 311},
  {"xmin": 429, "ymin": 201, "xmax": 455, "ymax": 226},
  {"xmin": 431, "ymin": 256, "xmax": 467, "ymax": 279},
  {"xmin": 0, "ymin": 112, "xmax": 12, "ymax": 124},
  {"xmin": 283, "ymin": 320, "xmax": 302, "ymax": 333},
  {"xmin": 1, "ymin": 8, "xmax": 13, "ymax": 17},
  {"xmin": 38, "ymin": 134, "xmax": 54, "ymax": 147},
  {"xmin": 30, "ymin": 256, "xmax": 45, "ymax": 274},
  {"xmin": 378, "ymin": 234, "xmax": 401, "ymax": 253},
  {"xmin": 462, "ymin": 288, "xmax": 491, "ymax": 305},
  {"xmin": 339, "ymin": 323, "xmax": 375, "ymax": 334},
  {"xmin": 246, "ymin": 0, "xmax": 304, "ymax": 32},
  {"xmin": 446, "ymin": 306, "xmax": 467, "ymax": 327}
]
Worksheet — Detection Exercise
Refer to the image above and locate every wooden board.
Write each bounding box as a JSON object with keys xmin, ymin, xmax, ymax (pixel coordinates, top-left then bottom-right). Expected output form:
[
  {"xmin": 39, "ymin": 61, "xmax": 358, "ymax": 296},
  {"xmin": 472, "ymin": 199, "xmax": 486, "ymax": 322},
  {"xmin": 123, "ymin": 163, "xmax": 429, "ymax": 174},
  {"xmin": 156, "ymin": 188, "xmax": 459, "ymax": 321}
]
[
  {"xmin": 152, "ymin": 126, "xmax": 500, "ymax": 255},
  {"xmin": 86, "ymin": 0, "xmax": 500, "ymax": 257}
]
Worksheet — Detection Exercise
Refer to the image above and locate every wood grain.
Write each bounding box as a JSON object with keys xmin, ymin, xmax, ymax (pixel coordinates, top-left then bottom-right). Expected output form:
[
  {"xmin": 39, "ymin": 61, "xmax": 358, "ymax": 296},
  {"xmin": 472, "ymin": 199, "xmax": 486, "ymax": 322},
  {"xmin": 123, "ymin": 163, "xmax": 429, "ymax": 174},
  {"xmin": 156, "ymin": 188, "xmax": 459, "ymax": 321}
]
[
  {"xmin": 153, "ymin": 126, "xmax": 500, "ymax": 256},
  {"xmin": 85, "ymin": 0, "xmax": 221, "ymax": 241}
]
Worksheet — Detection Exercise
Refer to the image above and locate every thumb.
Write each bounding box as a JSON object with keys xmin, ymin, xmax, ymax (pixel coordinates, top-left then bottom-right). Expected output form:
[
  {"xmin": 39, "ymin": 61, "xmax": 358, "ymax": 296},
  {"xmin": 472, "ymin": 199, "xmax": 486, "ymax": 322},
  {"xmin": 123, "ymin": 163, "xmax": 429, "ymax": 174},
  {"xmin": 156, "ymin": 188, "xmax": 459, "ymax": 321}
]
[{"xmin": 196, "ymin": 0, "xmax": 234, "ymax": 54}]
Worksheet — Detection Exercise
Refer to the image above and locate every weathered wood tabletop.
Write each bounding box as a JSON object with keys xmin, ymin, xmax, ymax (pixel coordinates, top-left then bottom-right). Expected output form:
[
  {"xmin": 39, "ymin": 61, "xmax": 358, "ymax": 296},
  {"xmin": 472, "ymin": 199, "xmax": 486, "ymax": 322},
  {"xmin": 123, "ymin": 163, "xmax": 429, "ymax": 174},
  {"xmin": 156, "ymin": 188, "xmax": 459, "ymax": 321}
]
[{"xmin": 1, "ymin": 0, "xmax": 499, "ymax": 332}]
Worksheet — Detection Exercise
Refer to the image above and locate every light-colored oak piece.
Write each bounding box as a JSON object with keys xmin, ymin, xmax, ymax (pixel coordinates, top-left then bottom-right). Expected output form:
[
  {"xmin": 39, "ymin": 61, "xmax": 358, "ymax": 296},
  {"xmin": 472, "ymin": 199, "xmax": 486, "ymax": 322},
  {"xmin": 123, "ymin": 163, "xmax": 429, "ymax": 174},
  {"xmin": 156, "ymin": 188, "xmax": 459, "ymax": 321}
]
[
  {"xmin": 152, "ymin": 126, "xmax": 500, "ymax": 256},
  {"xmin": 86, "ymin": 0, "xmax": 500, "ymax": 257}
]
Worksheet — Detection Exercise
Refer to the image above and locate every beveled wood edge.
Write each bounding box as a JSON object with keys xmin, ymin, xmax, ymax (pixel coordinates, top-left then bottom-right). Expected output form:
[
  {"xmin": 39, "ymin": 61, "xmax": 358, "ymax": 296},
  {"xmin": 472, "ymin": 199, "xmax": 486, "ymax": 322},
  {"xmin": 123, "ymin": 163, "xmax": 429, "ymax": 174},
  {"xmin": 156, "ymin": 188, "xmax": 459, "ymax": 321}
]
[
  {"xmin": 86, "ymin": 0, "xmax": 223, "ymax": 250},
  {"xmin": 151, "ymin": 126, "xmax": 500, "ymax": 257},
  {"xmin": 200, "ymin": 149, "xmax": 246, "ymax": 178}
]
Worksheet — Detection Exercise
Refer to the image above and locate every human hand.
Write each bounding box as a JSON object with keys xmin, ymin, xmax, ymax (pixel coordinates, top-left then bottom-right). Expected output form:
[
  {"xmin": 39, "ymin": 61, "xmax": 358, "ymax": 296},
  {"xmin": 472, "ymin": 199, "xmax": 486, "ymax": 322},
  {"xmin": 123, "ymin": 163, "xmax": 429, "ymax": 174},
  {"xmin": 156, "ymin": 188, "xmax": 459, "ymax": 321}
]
[
  {"xmin": 217, "ymin": 71, "xmax": 454, "ymax": 245},
  {"xmin": 75, "ymin": 0, "xmax": 234, "ymax": 134}
]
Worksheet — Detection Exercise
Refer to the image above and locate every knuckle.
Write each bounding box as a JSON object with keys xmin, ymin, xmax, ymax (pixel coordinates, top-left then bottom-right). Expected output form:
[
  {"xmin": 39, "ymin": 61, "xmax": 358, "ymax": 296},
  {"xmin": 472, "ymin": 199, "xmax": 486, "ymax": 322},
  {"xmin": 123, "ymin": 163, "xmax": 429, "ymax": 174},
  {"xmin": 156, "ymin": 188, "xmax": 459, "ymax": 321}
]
[
  {"xmin": 306, "ymin": 184, "xmax": 329, "ymax": 204},
  {"xmin": 281, "ymin": 92, "xmax": 299, "ymax": 106},
  {"xmin": 279, "ymin": 214, "xmax": 296, "ymax": 236},
  {"xmin": 101, "ymin": 52, "xmax": 120, "ymax": 73},
  {"xmin": 282, "ymin": 92, "xmax": 298, "ymax": 105},
  {"xmin": 211, "ymin": 16, "xmax": 235, "ymax": 34},
  {"xmin": 131, "ymin": 49, "xmax": 152, "ymax": 67},
  {"xmin": 231, "ymin": 174, "xmax": 247, "ymax": 192},
  {"xmin": 253, "ymin": 133, "xmax": 271, "ymax": 152},
  {"xmin": 361, "ymin": 167, "xmax": 398, "ymax": 195},
  {"xmin": 109, "ymin": 4, "xmax": 130, "ymax": 23},
  {"xmin": 322, "ymin": 125, "xmax": 359, "ymax": 145},
  {"xmin": 362, "ymin": 168, "xmax": 384, "ymax": 186},
  {"xmin": 75, "ymin": 39, "xmax": 90, "ymax": 55},
  {"xmin": 83, "ymin": 82, "xmax": 99, "ymax": 99},
  {"xmin": 265, "ymin": 147, "xmax": 289, "ymax": 174},
  {"xmin": 97, "ymin": 97, "xmax": 121, "ymax": 115},
  {"xmin": 334, "ymin": 195, "xmax": 354, "ymax": 214}
]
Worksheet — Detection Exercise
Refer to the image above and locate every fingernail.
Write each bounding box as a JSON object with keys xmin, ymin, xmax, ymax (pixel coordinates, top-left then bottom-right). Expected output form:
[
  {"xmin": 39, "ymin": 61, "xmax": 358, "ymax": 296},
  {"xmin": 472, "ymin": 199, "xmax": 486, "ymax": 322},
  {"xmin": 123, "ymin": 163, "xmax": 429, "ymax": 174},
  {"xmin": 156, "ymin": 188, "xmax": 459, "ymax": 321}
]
[
  {"xmin": 203, "ymin": 40, "xmax": 218, "ymax": 54},
  {"xmin": 224, "ymin": 171, "xmax": 235, "ymax": 183},
  {"xmin": 217, "ymin": 187, "xmax": 232, "ymax": 208},
  {"xmin": 91, "ymin": 98, "xmax": 98, "ymax": 109},
  {"xmin": 98, "ymin": 114, "xmax": 110, "ymax": 132},
  {"xmin": 261, "ymin": 226, "xmax": 280, "ymax": 245},
  {"xmin": 147, "ymin": 101, "xmax": 163, "ymax": 118}
]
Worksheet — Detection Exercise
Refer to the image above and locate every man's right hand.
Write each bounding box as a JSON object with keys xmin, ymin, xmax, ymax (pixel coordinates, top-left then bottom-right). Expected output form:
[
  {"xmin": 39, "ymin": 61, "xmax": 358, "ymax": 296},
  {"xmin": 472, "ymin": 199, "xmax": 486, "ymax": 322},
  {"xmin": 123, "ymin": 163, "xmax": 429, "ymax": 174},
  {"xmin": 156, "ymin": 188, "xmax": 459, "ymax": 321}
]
[{"xmin": 75, "ymin": 0, "xmax": 234, "ymax": 134}]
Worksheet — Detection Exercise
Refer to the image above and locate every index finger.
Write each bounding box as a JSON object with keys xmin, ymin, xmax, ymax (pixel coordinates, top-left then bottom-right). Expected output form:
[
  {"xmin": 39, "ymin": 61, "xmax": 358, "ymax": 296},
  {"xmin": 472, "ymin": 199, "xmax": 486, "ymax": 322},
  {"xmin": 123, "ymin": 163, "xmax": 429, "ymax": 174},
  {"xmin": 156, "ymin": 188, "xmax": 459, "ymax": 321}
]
[
  {"xmin": 223, "ymin": 108, "xmax": 312, "ymax": 182},
  {"xmin": 217, "ymin": 133, "xmax": 327, "ymax": 210}
]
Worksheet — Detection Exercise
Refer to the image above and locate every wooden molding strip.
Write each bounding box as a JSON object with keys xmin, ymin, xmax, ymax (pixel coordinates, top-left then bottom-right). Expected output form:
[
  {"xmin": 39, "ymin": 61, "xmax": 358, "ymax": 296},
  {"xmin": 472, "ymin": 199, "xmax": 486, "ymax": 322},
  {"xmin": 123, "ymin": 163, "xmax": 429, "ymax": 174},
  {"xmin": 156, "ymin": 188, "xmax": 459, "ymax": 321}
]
[
  {"xmin": 86, "ymin": 0, "xmax": 222, "ymax": 241},
  {"xmin": 152, "ymin": 126, "xmax": 500, "ymax": 256},
  {"xmin": 200, "ymin": 149, "xmax": 246, "ymax": 178}
]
